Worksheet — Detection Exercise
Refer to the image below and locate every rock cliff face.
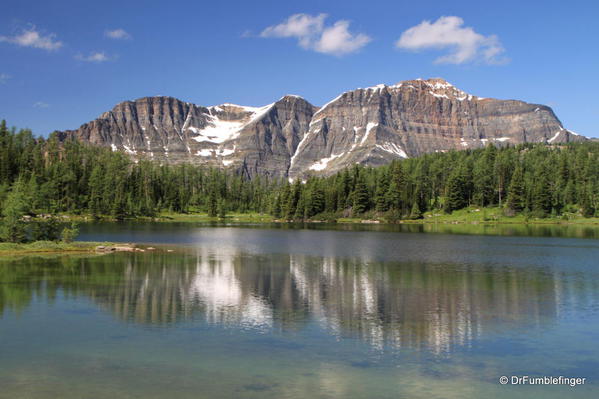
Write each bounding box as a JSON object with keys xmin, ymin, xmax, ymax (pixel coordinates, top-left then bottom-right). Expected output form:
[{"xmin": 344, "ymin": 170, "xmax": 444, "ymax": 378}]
[
  {"xmin": 57, "ymin": 95, "xmax": 316, "ymax": 178},
  {"xmin": 57, "ymin": 78, "xmax": 584, "ymax": 179}
]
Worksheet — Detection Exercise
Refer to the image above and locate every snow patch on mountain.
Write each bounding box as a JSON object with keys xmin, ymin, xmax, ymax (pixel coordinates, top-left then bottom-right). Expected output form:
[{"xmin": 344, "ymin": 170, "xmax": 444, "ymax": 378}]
[
  {"xmin": 376, "ymin": 142, "xmax": 408, "ymax": 158},
  {"xmin": 309, "ymin": 153, "xmax": 343, "ymax": 171},
  {"xmin": 191, "ymin": 104, "xmax": 273, "ymax": 144}
]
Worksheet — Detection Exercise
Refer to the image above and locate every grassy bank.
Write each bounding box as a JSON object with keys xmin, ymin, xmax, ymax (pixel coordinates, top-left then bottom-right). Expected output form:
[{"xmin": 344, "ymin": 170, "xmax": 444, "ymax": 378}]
[
  {"xmin": 0, "ymin": 241, "xmax": 116, "ymax": 255},
  {"xmin": 47, "ymin": 207, "xmax": 599, "ymax": 226},
  {"xmin": 155, "ymin": 212, "xmax": 275, "ymax": 223},
  {"xmin": 414, "ymin": 206, "xmax": 599, "ymax": 225},
  {"xmin": 159, "ymin": 207, "xmax": 599, "ymax": 226}
]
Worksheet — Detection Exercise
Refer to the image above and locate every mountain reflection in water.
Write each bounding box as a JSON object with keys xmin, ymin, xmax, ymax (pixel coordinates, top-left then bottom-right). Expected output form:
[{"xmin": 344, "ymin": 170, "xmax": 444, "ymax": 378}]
[{"xmin": 2, "ymin": 247, "xmax": 591, "ymax": 356}]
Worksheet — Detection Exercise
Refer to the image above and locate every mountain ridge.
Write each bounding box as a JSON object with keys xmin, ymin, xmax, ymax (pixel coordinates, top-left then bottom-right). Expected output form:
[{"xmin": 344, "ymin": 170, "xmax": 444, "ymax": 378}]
[{"xmin": 57, "ymin": 78, "xmax": 585, "ymax": 179}]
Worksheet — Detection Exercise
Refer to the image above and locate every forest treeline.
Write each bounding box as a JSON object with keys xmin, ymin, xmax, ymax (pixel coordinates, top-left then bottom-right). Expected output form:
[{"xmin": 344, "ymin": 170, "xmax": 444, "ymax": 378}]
[{"xmin": 1, "ymin": 119, "xmax": 598, "ymax": 241}]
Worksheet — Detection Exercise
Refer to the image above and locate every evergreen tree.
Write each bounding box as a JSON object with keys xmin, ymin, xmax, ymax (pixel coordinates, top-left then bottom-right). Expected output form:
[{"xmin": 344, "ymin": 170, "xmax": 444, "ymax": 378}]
[
  {"xmin": 531, "ymin": 167, "xmax": 552, "ymax": 216},
  {"xmin": 60, "ymin": 222, "xmax": 79, "ymax": 243},
  {"xmin": 409, "ymin": 201, "xmax": 422, "ymax": 219},
  {"xmin": 1, "ymin": 181, "xmax": 29, "ymax": 243},
  {"xmin": 1, "ymin": 119, "xmax": 599, "ymax": 224},
  {"xmin": 31, "ymin": 217, "xmax": 61, "ymax": 241},
  {"xmin": 385, "ymin": 161, "xmax": 407, "ymax": 213},
  {"xmin": 207, "ymin": 188, "xmax": 218, "ymax": 217},
  {"xmin": 285, "ymin": 180, "xmax": 301, "ymax": 220},
  {"xmin": 444, "ymin": 167, "xmax": 468, "ymax": 213},
  {"xmin": 581, "ymin": 185, "xmax": 595, "ymax": 217},
  {"xmin": 88, "ymin": 165, "xmax": 104, "ymax": 217},
  {"xmin": 217, "ymin": 199, "xmax": 227, "ymax": 219},
  {"xmin": 307, "ymin": 182, "xmax": 325, "ymax": 218},
  {"xmin": 271, "ymin": 194, "xmax": 282, "ymax": 219},
  {"xmin": 472, "ymin": 144, "xmax": 496, "ymax": 206},
  {"xmin": 374, "ymin": 171, "xmax": 390, "ymax": 213},
  {"xmin": 506, "ymin": 165, "xmax": 526, "ymax": 212},
  {"xmin": 352, "ymin": 174, "xmax": 369, "ymax": 216}
]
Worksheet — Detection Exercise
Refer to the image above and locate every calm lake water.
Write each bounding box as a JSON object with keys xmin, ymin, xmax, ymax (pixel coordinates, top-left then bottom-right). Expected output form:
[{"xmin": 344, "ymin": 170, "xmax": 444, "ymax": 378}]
[{"xmin": 1, "ymin": 223, "xmax": 599, "ymax": 398}]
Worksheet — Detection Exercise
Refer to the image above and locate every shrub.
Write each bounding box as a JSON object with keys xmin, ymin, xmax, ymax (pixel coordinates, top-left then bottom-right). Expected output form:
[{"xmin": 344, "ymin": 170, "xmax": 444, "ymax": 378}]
[{"xmin": 60, "ymin": 223, "xmax": 79, "ymax": 243}]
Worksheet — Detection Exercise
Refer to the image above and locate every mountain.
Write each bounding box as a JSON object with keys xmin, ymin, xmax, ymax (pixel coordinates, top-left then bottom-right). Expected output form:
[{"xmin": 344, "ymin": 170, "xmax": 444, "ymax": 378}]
[{"xmin": 57, "ymin": 78, "xmax": 584, "ymax": 179}]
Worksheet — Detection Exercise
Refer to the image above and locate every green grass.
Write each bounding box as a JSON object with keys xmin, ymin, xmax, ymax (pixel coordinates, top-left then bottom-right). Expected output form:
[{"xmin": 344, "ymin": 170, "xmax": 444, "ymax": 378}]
[
  {"xmin": 412, "ymin": 206, "xmax": 599, "ymax": 225},
  {"xmin": 0, "ymin": 241, "xmax": 116, "ymax": 255},
  {"xmin": 46, "ymin": 207, "xmax": 599, "ymax": 226},
  {"xmin": 155, "ymin": 211, "xmax": 275, "ymax": 222},
  {"xmin": 150, "ymin": 208, "xmax": 599, "ymax": 225}
]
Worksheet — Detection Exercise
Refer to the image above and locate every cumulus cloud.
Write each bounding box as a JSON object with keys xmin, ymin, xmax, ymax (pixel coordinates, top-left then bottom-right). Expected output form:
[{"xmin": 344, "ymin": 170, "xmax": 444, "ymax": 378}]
[
  {"xmin": 0, "ymin": 73, "xmax": 10, "ymax": 84},
  {"xmin": 396, "ymin": 16, "xmax": 506, "ymax": 64},
  {"xmin": 105, "ymin": 28, "xmax": 131, "ymax": 40},
  {"xmin": 0, "ymin": 26, "xmax": 62, "ymax": 51},
  {"xmin": 260, "ymin": 13, "xmax": 371, "ymax": 56},
  {"xmin": 75, "ymin": 51, "xmax": 111, "ymax": 62},
  {"xmin": 33, "ymin": 102, "xmax": 49, "ymax": 108},
  {"xmin": 314, "ymin": 21, "xmax": 371, "ymax": 56}
]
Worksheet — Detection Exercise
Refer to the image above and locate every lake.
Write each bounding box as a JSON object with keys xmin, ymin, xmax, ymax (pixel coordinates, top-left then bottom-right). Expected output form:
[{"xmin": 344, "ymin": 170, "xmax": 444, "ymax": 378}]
[{"xmin": 1, "ymin": 222, "xmax": 598, "ymax": 398}]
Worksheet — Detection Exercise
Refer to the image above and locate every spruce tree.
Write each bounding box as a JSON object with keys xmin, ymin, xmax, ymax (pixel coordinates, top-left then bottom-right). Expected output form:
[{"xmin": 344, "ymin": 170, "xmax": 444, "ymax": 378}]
[
  {"xmin": 374, "ymin": 171, "xmax": 390, "ymax": 213},
  {"xmin": 444, "ymin": 167, "xmax": 468, "ymax": 213},
  {"xmin": 531, "ymin": 168, "xmax": 552, "ymax": 216},
  {"xmin": 285, "ymin": 180, "xmax": 301, "ymax": 220},
  {"xmin": 307, "ymin": 184, "xmax": 325, "ymax": 218},
  {"xmin": 409, "ymin": 201, "xmax": 422, "ymax": 219},
  {"xmin": 1, "ymin": 182, "xmax": 29, "ymax": 243},
  {"xmin": 217, "ymin": 199, "xmax": 227, "ymax": 219},
  {"xmin": 581, "ymin": 185, "xmax": 595, "ymax": 217},
  {"xmin": 506, "ymin": 165, "xmax": 526, "ymax": 212},
  {"xmin": 207, "ymin": 188, "xmax": 218, "ymax": 217},
  {"xmin": 352, "ymin": 174, "xmax": 369, "ymax": 216},
  {"xmin": 271, "ymin": 194, "xmax": 281, "ymax": 218}
]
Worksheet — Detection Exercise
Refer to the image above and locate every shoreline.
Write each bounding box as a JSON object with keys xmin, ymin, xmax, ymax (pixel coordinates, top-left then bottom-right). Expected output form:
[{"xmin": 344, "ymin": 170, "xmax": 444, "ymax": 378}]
[
  {"xmin": 0, "ymin": 241, "xmax": 133, "ymax": 256},
  {"xmin": 58, "ymin": 213, "xmax": 599, "ymax": 227},
  {"xmin": 2, "ymin": 217, "xmax": 599, "ymax": 257},
  {"xmin": 0, "ymin": 241, "xmax": 178, "ymax": 257}
]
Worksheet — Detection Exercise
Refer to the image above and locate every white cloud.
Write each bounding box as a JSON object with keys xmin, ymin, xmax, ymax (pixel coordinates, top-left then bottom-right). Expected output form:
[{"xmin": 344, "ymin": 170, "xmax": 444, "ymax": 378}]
[
  {"xmin": 0, "ymin": 26, "xmax": 63, "ymax": 51},
  {"xmin": 396, "ymin": 16, "xmax": 506, "ymax": 65},
  {"xmin": 260, "ymin": 13, "xmax": 370, "ymax": 56},
  {"xmin": 0, "ymin": 73, "xmax": 10, "ymax": 84},
  {"xmin": 33, "ymin": 102, "xmax": 49, "ymax": 108},
  {"xmin": 105, "ymin": 28, "xmax": 131, "ymax": 40},
  {"xmin": 75, "ymin": 52, "xmax": 111, "ymax": 62},
  {"xmin": 261, "ymin": 13, "xmax": 326, "ymax": 48},
  {"xmin": 314, "ymin": 21, "xmax": 372, "ymax": 56}
]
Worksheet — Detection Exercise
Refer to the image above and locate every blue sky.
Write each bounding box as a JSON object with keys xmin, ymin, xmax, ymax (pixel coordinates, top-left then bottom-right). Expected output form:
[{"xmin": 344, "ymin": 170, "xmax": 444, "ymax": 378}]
[{"xmin": 1, "ymin": 0, "xmax": 598, "ymax": 137}]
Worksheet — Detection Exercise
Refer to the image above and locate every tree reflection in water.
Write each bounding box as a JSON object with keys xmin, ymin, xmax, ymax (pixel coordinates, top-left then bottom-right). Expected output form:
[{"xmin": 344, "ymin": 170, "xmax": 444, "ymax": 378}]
[{"xmin": 1, "ymin": 249, "xmax": 595, "ymax": 354}]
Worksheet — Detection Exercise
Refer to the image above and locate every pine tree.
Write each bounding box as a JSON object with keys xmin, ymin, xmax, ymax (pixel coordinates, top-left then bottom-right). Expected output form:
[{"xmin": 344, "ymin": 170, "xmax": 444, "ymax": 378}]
[
  {"xmin": 31, "ymin": 216, "xmax": 61, "ymax": 241},
  {"xmin": 271, "ymin": 194, "xmax": 282, "ymax": 219},
  {"xmin": 1, "ymin": 181, "xmax": 29, "ymax": 243},
  {"xmin": 207, "ymin": 188, "xmax": 218, "ymax": 217},
  {"xmin": 532, "ymin": 167, "xmax": 552, "ymax": 216},
  {"xmin": 472, "ymin": 144, "xmax": 496, "ymax": 206},
  {"xmin": 374, "ymin": 171, "xmax": 390, "ymax": 213},
  {"xmin": 386, "ymin": 161, "xmax": 407, "ymax": 212},
  {"xmin": 409, "ymin": 201, "xmax": 422, "ymax": 219},
  {"xmin": 352, "ymin": 174, "xmax": 369, "ymax": 216},
  {"xmin": 307, "ymin": 183, "xmax": 325, "ymax": 218},
  {"xmin": 294, "ymin": 189, "xmax": 307, "ymax": 220},
  {"xmin": 88, "ymin": 165, "xmax": 104, "ymax": 217},
  {"xmin": 506, "ymin": 165, "xmax": 526, "ymax": 212},
  {"xmin": 444, "ymin": 167, "xmax": 468, "ymax": 213},
  {"xmin": 581, "ymin": 184, "xmax": 595, "ymax": 217},
  {"xmin": 60, "ymin": 222, "xmax": 79, "ymax": 243},
  {"xmin": 217, "ymin": 199, "xmax": 227, "ymax": 219},
  {"xmin": 285, "ymin": 180, "xmax": 301, "ymax": 220}
]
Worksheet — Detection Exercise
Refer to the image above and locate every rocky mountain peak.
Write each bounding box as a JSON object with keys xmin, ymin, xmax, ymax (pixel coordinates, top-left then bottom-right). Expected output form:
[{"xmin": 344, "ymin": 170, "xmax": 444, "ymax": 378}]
[{"xmin": 58, "ymin": 78, "xmax": 586, "ymax": 179}]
